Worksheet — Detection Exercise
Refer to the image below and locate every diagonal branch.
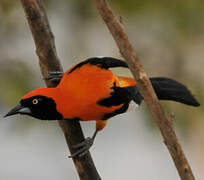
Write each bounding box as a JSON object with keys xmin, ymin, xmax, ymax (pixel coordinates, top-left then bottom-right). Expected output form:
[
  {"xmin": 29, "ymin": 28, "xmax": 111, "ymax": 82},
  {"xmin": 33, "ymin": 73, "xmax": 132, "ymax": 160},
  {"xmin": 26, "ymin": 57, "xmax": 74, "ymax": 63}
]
[
  {"xmin": 20, "ymin": 0, "xmax": 101, "ymax": 179},
  {"xmin": 93, "ymin": 0, "xmax": 195, "ymax": 179}
]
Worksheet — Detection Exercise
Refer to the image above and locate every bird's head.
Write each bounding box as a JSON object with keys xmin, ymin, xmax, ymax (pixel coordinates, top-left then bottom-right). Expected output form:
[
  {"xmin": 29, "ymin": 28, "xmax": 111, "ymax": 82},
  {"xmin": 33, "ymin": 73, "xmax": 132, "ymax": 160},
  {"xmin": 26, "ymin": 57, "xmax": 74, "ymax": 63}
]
[{"xmin": 4, "ymin": 88, "xmax": 63, "ymax": 120}]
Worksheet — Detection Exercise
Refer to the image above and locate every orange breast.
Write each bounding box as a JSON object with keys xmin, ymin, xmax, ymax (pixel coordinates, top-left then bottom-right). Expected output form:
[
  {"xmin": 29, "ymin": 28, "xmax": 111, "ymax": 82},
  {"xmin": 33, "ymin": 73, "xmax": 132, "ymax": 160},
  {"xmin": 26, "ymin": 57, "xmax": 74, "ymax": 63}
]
[{"xmin": 56, "ymin": 64, "xmax": 123, "ymax": 120}]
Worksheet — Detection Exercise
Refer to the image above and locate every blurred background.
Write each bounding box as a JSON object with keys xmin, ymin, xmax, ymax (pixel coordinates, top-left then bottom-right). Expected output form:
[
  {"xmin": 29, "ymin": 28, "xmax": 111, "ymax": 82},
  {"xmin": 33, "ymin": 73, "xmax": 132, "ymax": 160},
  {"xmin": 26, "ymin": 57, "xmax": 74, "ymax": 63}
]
[{"xmin": 0, "ymin": 0, "xmax": 203, "ymax": 179}]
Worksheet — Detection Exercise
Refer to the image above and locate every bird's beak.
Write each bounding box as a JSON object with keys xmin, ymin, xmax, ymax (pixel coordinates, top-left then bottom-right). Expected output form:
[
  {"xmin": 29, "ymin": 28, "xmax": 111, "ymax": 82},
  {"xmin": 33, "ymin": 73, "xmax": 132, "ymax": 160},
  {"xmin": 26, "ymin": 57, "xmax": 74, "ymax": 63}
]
[{"xmin": 4, "ymin": 104, "xmax": 31, "ymax": 118}]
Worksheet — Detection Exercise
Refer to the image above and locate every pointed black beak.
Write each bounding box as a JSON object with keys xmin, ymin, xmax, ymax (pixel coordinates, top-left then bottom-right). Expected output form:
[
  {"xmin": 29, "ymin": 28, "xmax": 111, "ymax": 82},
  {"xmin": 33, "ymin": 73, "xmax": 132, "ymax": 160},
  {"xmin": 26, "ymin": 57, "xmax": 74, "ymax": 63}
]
[{"xmin": 4, "ymin": 104, "xmax": 31, "ymax": 118}]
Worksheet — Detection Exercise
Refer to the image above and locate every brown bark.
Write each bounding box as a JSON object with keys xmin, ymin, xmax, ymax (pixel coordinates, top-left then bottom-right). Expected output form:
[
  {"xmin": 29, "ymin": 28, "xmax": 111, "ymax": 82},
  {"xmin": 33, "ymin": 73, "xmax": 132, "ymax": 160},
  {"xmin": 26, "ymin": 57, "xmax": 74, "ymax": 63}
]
[
  {"xmin": 93, "ymin": 0, "xmax": 195, "ymax": 179},
  {"xmin": 20, "ymin": 0, "xmax": 101, "ymax": 179}
]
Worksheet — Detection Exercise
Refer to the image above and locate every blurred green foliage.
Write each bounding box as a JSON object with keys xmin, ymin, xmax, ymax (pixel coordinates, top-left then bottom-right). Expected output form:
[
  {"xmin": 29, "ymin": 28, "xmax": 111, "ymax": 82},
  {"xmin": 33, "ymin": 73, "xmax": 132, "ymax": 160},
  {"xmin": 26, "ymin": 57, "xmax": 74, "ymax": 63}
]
[
  {"xmin": 0, "ymin": 61, "xmax": 33, "ymax": 106},
  {"xmin": 0, "ymin": 0, "xmax": 18, "ymax": 14},
  {"xmin": 1, "ymin": 0, "xmax": 204, "ymax": 35}
]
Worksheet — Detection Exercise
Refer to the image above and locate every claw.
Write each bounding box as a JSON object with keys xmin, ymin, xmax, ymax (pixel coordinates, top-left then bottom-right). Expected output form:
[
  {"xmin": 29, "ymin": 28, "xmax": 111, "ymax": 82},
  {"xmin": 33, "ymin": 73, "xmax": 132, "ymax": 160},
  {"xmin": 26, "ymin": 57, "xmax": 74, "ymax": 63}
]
[
  {"xmin": 69, "ymin": 137, "xmax": 94, "ymax": 158},
  {"xmin": 69, "ymin": 146, "xmax": 89, "ymax": 158},
  {"xmin": 69, "ymin": 130, "xmax": 98, "ymax": 158},
  {"xmin": 78, "ymin": 149, "xmax": 90, "ymax": 157},
  {"xmin": 72, "ymin": 137, "xmax": 92, "ymax": 149},
  {"xmin": 44, "ymin": 72, "xmax": 64, "ymax": 84},
  {"xmin": 44, "ymin": 71, "xmax": 64, "ymax": 80}
]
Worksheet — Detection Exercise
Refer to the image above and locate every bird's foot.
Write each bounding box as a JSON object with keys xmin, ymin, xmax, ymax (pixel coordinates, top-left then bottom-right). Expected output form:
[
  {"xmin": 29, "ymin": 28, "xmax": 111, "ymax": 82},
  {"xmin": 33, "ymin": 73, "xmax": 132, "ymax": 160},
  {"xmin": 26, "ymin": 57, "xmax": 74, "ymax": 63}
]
[
  {"xmin": 69, "ymin": 137, "xmax": 94, "ymax": 158},
  {"xmin": 44, "ymin": 72, "xmax": 64, "ymax": 84}
]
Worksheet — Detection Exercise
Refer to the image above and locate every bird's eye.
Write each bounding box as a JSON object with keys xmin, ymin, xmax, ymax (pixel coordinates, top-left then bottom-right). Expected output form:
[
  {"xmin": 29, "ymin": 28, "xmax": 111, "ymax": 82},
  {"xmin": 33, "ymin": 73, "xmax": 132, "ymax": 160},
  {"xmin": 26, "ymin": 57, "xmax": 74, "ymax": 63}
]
[{"xmin": 32, "ymin": 99, "xmax": 38, "ymax": 104}]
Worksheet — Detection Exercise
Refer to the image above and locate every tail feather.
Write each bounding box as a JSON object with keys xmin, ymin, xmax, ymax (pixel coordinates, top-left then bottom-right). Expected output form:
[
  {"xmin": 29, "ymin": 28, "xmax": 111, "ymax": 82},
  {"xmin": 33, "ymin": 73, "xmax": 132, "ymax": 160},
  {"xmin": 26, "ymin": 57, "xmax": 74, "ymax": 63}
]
[
  {"xmin": 122, "ymin": 77, "xmax": 200, "ymax": 107},
  {"xmin": 150, "ymin": 77, "xmax": 200, "ymax": 107}
]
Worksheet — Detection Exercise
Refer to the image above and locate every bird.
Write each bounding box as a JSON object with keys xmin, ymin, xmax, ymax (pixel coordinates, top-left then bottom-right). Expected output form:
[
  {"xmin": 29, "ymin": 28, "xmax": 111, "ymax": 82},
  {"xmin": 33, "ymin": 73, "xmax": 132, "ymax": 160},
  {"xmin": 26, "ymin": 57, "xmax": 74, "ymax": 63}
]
[{"xmin": 4, "ymin": 57, "xmax": 200, "ymax": 157}]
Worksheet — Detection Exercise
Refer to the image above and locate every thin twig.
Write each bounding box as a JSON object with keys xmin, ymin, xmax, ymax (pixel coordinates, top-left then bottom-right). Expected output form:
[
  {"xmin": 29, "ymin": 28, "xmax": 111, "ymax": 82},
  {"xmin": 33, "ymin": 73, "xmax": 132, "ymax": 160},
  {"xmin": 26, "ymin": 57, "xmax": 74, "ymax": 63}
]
[
  {"xmin": 20, "ymin": 0, "xmax": 101, "ymax": 179},
  {"xmin": 93, "ymin": 0, "xmax": 195, "ymax": 179}
]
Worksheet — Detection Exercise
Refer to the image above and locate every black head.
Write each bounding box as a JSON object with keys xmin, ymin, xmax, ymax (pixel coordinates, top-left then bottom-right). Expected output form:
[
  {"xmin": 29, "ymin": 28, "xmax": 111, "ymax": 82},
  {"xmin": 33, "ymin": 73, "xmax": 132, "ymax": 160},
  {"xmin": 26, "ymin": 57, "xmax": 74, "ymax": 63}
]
[{"xmin": 4, "ymin": 95, "xmax": 63, "ymax": 120}]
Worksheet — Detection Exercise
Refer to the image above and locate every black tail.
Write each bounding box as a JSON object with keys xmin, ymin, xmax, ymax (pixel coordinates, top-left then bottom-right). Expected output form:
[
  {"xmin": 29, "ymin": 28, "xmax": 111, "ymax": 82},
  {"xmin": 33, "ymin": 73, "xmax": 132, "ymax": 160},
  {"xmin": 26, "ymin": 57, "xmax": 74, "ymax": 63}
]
[
  {"xmin": 150, "ymin": 77, "xmax": 200, "ymax": 106},
  {"xmin": 125, "ymin": 77, "xmax": 200, "ymax": 107}
]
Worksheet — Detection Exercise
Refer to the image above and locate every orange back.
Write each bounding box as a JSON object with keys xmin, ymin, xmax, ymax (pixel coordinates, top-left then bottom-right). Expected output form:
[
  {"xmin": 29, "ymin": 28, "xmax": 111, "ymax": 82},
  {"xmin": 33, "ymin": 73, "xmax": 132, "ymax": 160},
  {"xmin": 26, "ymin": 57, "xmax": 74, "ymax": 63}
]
[{"xmin": 56, "ymin": 63, "xmax": 123, "ymax": 120}]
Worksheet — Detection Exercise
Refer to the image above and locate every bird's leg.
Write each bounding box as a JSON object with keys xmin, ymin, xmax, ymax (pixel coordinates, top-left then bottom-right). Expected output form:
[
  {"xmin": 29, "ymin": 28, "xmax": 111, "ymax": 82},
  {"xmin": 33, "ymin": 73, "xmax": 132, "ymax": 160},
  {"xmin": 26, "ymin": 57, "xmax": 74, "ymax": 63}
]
[
  {"xmin": 69, "ymin": 129, "xmax": 98, "ymax": 158},
  {"xmin": 44, "ymin": 72, "xmax": 64, "ymax": 84}
]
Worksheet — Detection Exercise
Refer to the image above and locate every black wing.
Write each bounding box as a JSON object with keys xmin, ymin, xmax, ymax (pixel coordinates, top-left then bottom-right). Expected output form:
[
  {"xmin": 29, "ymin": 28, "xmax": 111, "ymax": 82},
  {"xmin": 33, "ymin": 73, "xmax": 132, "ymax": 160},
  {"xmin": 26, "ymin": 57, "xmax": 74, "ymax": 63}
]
[
  {"xmin": 98, "ymin": 77, "xmax": 200, "ymax": 108},
  {"xmin": 68, "ymin": 57, "xmax": 128, "ymax": 74},
  {"xmin": 97, "ymin": 83, "xmax": 142, "ymax": 120}
]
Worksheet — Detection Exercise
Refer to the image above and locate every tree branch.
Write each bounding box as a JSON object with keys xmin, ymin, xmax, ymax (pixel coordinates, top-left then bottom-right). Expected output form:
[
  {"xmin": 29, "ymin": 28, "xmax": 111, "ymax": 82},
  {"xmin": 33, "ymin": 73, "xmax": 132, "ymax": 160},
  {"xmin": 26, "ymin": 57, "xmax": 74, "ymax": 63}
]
[
  {"xmin": 20, "ymin": 0, "xmax": 101, "ymax": 179},
  {"xmin": 92, "ymin": 0, "xmax": 195, "ymax": 179}
]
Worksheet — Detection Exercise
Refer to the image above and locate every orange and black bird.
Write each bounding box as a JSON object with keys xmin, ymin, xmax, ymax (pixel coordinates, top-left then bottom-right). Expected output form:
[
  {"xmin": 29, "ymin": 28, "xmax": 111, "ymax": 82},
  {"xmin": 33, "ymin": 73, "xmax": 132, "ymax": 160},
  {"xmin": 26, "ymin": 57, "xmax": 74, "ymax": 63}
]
[{"xmin": 5, "ymin": 57, "xmax": 200, "ymax": 157}]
